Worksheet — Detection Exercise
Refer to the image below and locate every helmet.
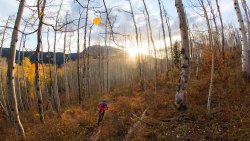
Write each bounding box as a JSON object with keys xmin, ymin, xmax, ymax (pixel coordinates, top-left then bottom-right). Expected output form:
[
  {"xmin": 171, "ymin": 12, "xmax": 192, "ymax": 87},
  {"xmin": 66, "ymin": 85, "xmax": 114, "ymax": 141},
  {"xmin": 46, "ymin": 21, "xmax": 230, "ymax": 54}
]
[{"xmin": 102, "ymin": 99, "xmax": 106, "ymax": 102}]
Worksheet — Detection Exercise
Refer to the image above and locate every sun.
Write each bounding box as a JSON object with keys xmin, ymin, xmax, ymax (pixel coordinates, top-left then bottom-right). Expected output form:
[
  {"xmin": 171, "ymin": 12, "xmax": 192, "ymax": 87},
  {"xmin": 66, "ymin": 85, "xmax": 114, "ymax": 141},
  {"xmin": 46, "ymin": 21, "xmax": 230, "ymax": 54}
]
[
  {"xmin": 127, "ymin": 48, "xmax": 140, "ymax": 58},
  {"xmin": 93, "ymin": 17, "xmax": 101, "ymax": 25}
]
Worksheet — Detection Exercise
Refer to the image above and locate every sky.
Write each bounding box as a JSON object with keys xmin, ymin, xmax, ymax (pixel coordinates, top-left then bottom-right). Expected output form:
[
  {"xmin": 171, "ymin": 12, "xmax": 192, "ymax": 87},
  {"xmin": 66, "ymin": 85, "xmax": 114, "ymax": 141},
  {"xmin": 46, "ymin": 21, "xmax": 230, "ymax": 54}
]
[{"xmin": 0, "ymin": 0, "xmax": 248, "ymax": 54}]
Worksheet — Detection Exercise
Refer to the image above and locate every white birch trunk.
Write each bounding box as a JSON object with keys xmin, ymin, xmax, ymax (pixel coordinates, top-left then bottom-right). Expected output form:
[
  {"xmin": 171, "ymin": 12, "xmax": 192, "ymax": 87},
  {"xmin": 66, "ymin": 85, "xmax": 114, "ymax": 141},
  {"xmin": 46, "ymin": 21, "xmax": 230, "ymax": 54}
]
[
  {"xmin": 142, "ymin": 0, "xmax": 158, "ymax": 94},
  {"xmin": 0, "ymin": 16, "xmax": 10, "ymax": 120},
  {"xmin": 234, "ymin": 0, "xmax": 249, "ymax": 77},
  {"xmin": 35, "ymin": 0, "xmax": 46, "ymax": 123},
  {"xmin": 63, "ymin": 13, "xmax": 69, "ymax": 105},
  {"xmin": 7, "ymin": 0, "xmax": 26, "ymax": 139},
  {"xmin": 16, "ymin": 31, "xmax": 25, "ymax": 112},
  {"xmin": 215, "ymin": 0, "xmax": 225, "ymax": 59},
  {"xmin": 128, "ymin": 0, "xmax": 145, "ymax": 91},
  {"xmin": 241, "ymin": 0, "xmax": 250, "ymax": 53},
  {"xmin": 158, "ymin": 0, "xmax": 168, "ymax": 79},
  {"xmin": 175, "ymin": 0, "xmax": 190, "ymax": 111},
  {"xmin": 200, "ymin": 0, "xmax": 215, "ymax": 113},
  {"xmin": 53, "ymin": 1, "xmax": 63, "ymax": 117},
  {"xmin": 82, "ymin": 0, "xmax": 90, "ymax": 104},
  {"xmin": 46, "ymin": 29, "xmax": 53, "ymax": 113},
  {"xmin": 77, "ymin": 12, "xmax": 82, "ymax": 104}
]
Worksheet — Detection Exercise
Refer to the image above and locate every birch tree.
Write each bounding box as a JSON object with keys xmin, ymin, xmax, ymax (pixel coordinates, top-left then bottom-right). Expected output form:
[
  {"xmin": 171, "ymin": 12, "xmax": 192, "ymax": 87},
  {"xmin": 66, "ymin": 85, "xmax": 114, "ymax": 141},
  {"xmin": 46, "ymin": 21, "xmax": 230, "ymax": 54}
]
[
  {"xmin": 0, "ymin": 16, "xmax": 10, "ymax": 57},
  {"xmin": 7, "ymin": 0, "xmax": 26, "ymax": 139},
  {"xmin": 53, "ymin": 1, "xmax": 63, "ymax": 117},
  {"xmin": 21, "ymin": 36, "xmax": 31, "ymax": 110},
  {"xmin": 127, "ymin": 0, "xmax": 145, "ymax": 91},
  {"xmin": 157, "ymin": 0, "xmax": 168, "ymax": 79},
  {"xmin": 16, "ymin": 28, "xmax": 25, "ymax": 112},
  {"xmin": 233, "ymin": 0, "xmax": 249, "ymax": 77},
  {"xmin": 35, "ymin": 0, "xmax": 46, "ymax": 123},
  {"xmin": 46, "ymin": 28, "xmax": 53, "ymax": 112},
  {"xmin": 162, "ymin": 5, "xmax": 174, "ymax": 72},
  {"xmin": 63, "ymin": 12, "xmax": 69, "ymax": 105},
  {"xmin": 215, "ymin": 0, "xmax": 225, "ymax": 59},
  {"xmin": 142, "ymin": 0, "xmax": 158, "ymax": 93},
  {"xmin": 175, "ymin": 0, "xmax": 190, "ymax": 111},
  {"xmin": 241, "ymin": 0, "xmax": 250, "ymax": 52},
  {"xmin": 0, "ymin": 16, "xmax": 11, "ymax": 120},
  {"xmin": 77, "ymin": 11, "xmax": 83, "ymax": 104},
  {"xmin": 82, "ymin": 0, "xmax": 90, "ymax": 104},
  {"xmin": 199, "ymin": 0, "xmax": 214, "ymax": 113}
]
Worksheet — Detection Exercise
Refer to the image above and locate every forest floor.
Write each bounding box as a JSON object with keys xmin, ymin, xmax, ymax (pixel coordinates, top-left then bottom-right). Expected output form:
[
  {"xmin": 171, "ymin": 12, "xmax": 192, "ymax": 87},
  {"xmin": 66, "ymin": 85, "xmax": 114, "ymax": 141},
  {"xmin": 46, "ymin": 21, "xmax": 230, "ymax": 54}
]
[
  {"xmin": 1, "ymin": 53, "xmax": 250, "ymax": 140},
  {"xmin": 1, "ymin": 73, "xmax": 250, "ymax": 141}
]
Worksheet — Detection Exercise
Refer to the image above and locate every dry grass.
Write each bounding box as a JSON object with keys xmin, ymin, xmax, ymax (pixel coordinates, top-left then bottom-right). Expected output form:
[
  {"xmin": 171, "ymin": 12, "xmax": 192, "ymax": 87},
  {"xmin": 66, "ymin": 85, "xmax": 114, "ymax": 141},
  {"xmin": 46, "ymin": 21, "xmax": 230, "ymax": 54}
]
[{"xmin": 0, "ymin": 50, "xmax": 250, "ymax": 140}]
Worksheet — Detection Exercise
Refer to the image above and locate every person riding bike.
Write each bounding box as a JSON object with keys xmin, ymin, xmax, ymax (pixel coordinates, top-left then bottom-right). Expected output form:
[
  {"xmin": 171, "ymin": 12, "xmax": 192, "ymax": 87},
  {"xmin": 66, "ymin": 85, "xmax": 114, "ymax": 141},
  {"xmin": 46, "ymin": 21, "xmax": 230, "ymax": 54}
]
[{"xmin": 97, "ymin": 99, "xmax": 108, "ymax": 125}]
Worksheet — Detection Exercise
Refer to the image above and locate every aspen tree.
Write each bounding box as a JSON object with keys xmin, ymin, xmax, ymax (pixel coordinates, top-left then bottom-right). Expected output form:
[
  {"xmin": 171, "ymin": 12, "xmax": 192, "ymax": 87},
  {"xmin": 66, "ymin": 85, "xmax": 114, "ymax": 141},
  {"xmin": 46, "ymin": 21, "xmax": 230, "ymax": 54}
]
[
  {"xmin": 241, "ymin": 0, "xmax": 250, "ymax": 53},
  {"xmin": 234, "ymin": 0, "xmax": 249, "ymax": 77},
  {"xmin": 53, "ymin": 1, "xmax": 63, "ymax": 117},
  {"xmin": 82, "ymin": 0, "xmax": 90, "ymax": 103},
  {"xmin": 63, "ymin": 12, "xmax": 69, "ymax": 105},
  {"xmin": 157, "ymin": 0, "xmax": 169, "ymax": 79},
  {"xmin": 175, "ymin": 0, "xmax": 190, "ymax": 111},
  {"xmin": 199, "ymin": 0, "xmax": 214, "ymax": 113},
  {"xmin": 142, "ymin": 0, "xmax": 158, "ymax": 93},
  {"xmin": 215, "ymin": 0, "xmax": 225, "ymax": 59},
  {"xmin": 7, "ymin": 0, "xmax": 26, "ymax": 139},
  {"xmin": 127, "ymin": 0, "xmax": 145, "ymax": 91},
  {"xmin": 35, "ymin": 0, "xmax": 46, "ymax": 123}
]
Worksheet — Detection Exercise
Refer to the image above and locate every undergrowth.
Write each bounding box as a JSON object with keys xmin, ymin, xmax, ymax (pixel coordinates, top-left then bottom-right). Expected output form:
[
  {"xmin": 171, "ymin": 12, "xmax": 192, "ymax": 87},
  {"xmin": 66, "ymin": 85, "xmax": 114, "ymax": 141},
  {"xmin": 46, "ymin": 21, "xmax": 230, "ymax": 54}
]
[{"xmin": 0, "ymin": 50, "xmax": 250, "ymax": 140}]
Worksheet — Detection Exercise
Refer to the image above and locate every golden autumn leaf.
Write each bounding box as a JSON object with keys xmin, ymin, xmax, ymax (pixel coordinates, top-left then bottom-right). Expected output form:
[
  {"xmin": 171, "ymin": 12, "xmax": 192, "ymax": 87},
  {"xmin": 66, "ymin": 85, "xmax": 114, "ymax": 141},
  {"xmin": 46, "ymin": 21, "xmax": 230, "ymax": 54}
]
[{"xmin": 39, "ymin": 12, "xmax": 44, "ymax": 17}]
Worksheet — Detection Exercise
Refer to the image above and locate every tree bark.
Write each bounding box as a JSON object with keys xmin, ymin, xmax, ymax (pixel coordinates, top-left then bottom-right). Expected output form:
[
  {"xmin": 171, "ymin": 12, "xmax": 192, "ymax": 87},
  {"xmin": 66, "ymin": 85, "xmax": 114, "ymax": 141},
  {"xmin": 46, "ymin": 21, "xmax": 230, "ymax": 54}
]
[
  {"xmin": 0, "ymin": 16, "xmax": 10, "ymax": 57},
  {"xmin": 7, "ymin": 0, "xmax": 26, "ymax": 139},
  {"xmin": 142, "ymin": 0, "xmax": 158, "ymax": 94},
  {"xmin": 128, "ymin": 0, "xmax": 145, "ymax": 92},
  {"xmin": 162, "ymin": 6, "xmax": 174, "ymax": 75},
  {"xmin": 200, "ymin": 0, "xmax": 214, "ymax": 113},
  {"xmin": 82, "ymin": 0, "xmax": 90, "ymax": 104},
  {"xmin": 208, "ymin": 0, "xmax": 220, "ymax": 55},
  {"xmin": 35, "ymin": 0, "xmax": 46, "ymax": 123},
  {"xmin": 241, "ymin": 0, "xmax": 250, "ymax": 53},
  {"xmin": 46, "ymin": 29, "xmax": 53, "ymax": 113},
  {"xmin": 63, "ymin": 12, "xmax": 69, "ymax": 105},
  {"xmin": 22, "ymin": 36, "xmax": 30, "ymax": 110},
  {"xmin": 16, "ymin": 30, "xmax": 25, "ymax": 112},
  {"xmin": 175, "ymin": 0, "xmax": 190, "ymax": 112},
  {"xmin": 0, "ymin": 16, "xmax": 11, "ymax": 120},
  {"xmin": 234, "ymin": 0, "xmax": 249, "ymax": 77},
  {"xmin": 87, "ymin": 25, "xmax": 93, "ymax": 98},
  {"xmin": 53, "ymin": 1, "xmax": 63, "ymax": 117},
  {"xmin": 77, "ymin": 12, "xmax": 83, "ymax": 104},
  {"xmin": 215, "ymin": 0, "xmax": 225, "ymax": 59},
  {"xmin": 157, "ymin": 0, "xmax": 169, "ymax": 79}
]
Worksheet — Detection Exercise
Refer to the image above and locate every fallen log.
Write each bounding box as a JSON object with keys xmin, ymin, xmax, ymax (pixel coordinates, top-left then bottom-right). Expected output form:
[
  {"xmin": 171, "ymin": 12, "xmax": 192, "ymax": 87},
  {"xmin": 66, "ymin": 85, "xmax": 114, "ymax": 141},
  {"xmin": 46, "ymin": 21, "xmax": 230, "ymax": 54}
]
[{"xmin": 124, "ymin": 108, "xmax": 148, "ymax": 141}]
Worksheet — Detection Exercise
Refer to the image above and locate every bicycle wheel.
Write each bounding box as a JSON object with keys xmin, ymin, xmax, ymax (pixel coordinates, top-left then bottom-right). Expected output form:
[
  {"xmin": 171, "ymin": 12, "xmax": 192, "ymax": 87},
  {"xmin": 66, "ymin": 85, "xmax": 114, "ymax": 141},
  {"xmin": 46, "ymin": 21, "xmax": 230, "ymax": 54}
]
[{"xmin": 98, "ymin": 111, "xmax": 104, "ymax": 125}]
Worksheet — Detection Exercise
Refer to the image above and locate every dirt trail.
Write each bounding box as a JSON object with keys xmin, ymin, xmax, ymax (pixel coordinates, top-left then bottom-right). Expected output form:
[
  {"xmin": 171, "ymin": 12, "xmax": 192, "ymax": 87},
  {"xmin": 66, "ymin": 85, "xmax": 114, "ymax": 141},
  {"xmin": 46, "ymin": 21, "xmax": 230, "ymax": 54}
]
[
  {"xmin": 88, "ymin": 102, "xmax": 116, "ymax": 141},
  {"xmin": 90, "ymin": 126, "xmax": 101, "ymax": 141}
]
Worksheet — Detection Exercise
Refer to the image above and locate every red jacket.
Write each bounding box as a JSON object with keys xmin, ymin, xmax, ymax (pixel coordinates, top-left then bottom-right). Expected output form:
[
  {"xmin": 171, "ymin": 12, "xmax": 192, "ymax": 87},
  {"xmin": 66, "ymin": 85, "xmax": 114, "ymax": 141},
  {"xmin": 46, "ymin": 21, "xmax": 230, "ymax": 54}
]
[{"xmin": 98, "ymin": 102, "xmax": 108, "ymax": 111}]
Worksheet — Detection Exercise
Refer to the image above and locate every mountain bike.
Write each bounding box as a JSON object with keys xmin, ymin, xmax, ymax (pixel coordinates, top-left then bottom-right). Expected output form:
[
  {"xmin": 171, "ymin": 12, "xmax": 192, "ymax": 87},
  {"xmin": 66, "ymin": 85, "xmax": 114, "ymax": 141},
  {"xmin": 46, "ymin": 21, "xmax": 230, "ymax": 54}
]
[{"xmin": 97, "ymin": 110, "xmax": 105, "ymax": 125}]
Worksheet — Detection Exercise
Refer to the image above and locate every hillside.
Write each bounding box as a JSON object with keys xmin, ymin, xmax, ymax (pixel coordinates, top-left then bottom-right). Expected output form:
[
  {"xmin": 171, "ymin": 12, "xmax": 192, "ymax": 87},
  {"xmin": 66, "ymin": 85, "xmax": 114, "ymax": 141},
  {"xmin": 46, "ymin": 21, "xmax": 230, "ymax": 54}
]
[
  {"xmin": 0, "ymin": 45, "xmax": 124, "ymax": 65},
  {"xmin": 1, "ymin": 0, "xmax": 250, "ymax": 140},
  {"xmin": 0, "ymin": 50, "xmax": 249, "ymax": 141}
]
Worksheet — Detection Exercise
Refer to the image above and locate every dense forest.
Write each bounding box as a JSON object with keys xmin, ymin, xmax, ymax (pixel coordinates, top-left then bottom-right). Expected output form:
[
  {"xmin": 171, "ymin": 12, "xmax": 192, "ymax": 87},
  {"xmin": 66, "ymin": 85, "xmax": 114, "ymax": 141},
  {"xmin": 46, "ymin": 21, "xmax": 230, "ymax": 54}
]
[{"xmin": 0, "ymin": 0, "xmax": 249, "ymax": 140}]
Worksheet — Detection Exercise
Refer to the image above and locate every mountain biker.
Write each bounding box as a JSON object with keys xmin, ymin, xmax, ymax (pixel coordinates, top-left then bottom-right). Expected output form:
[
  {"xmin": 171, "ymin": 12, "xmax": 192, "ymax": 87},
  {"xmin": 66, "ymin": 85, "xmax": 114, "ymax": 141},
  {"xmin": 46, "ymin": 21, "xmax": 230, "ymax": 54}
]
[
  {"xmin": 98, "ymin": 99, "xmax": 108, "ymax": 113},
  {"xmin": 97, "ymin": 99, "xmax": 108, "ymax": 125}
]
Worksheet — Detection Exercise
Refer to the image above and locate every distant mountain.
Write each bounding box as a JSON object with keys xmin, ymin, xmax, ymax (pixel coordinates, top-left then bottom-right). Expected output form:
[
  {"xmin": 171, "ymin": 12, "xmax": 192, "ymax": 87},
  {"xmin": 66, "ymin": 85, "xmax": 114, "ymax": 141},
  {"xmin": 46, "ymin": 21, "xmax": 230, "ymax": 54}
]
[
  {"xmin": 82, "ymin": 45, "xmax": 124, "ymax": 59},
  {"xmin": 0, "ymin": 45, "xmax": 124, "ymax": 65}
]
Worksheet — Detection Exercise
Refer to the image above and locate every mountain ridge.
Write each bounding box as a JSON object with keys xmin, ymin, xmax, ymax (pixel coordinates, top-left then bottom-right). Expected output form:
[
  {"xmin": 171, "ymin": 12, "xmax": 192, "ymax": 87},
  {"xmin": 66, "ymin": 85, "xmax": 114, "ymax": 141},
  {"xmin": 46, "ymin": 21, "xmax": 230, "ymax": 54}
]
[{"xmin": 0, "ymin": 45, "xmax": 124, "ymax": 65}]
